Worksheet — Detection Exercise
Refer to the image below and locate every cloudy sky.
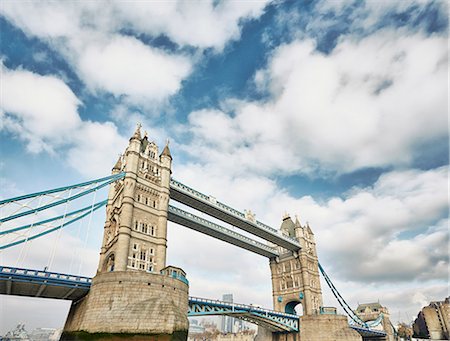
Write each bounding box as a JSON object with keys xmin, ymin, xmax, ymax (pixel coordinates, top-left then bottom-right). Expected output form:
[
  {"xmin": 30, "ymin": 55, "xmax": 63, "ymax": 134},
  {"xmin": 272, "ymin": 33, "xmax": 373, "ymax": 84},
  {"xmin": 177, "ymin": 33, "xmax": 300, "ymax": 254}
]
[{"xmin": 0, "ymin": 0, "xmax": 448, "ymax": 334}]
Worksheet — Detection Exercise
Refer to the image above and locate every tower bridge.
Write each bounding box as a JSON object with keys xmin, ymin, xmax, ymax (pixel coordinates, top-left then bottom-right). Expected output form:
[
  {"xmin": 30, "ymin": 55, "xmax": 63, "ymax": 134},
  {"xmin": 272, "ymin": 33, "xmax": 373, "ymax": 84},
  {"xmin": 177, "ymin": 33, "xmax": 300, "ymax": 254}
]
[{"xmin": 0, "ymin": 125, "xmax": 394, "ymax": 341}]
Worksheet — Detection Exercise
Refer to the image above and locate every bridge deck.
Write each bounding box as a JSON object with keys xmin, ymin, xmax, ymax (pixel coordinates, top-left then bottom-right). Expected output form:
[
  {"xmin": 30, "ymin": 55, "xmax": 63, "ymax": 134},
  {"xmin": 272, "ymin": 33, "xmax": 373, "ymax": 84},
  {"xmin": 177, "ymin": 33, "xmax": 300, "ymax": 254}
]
[
  {"xmin": 168, "ymin": 205, "xmax": 279, "ymax": 258},
  {"xmin": 0, "ymin": 266, "xmax": 387, "ymax": 338},
  {"xmin": 188, "ymin": 296, "xmax": 299, "ymax": 332},
  {"xmin": 169, "ymin": 179, "xmax": 300, "ymax": 251},
  {"xmin": 0, "ymin": 266, "xmax": 91, "ymax": 301}
]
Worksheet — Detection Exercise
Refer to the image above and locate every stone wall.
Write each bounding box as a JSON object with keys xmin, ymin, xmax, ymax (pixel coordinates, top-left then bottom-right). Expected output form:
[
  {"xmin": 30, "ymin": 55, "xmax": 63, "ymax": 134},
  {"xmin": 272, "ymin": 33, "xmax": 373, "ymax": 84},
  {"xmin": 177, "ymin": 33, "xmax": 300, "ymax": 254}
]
[
  {"xmin": 62, "ymin": 271, "xmax": 188, "ymax": 340},
  {"xmin": 255, "ymin": 315, "xmax": 362, "ymax": 341},
  {"xmin": 300, "ymin": 315, "xmax": 362, "ymax": 341}
]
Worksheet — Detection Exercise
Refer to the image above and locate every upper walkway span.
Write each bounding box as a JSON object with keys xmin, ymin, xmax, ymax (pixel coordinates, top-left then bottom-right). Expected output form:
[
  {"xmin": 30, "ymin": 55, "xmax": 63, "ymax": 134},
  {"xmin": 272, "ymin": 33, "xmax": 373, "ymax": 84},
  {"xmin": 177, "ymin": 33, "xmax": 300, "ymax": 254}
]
[
  {"xmin": 168, "ymin": 205, "xmax": 279, "ymax": 258},
  {"xmin": 169, "ymin": 179, "xmax": 300, "ymax": 251}
]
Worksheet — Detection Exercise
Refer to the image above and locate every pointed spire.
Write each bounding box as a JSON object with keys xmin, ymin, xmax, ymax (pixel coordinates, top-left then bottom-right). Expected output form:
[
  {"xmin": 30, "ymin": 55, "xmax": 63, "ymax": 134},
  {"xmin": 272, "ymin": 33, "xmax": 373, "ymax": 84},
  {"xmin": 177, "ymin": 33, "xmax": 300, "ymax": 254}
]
[
  {"xmin": 294, "ymin": 215, "xmax": 301, "ymax": 227},
  {"xmin": 113, "ymin": 154, "xmax": 122, "ymax": 170},
  {"xmin": 133, "ymin": 122, "xmax": 142, "ymax": 139},
  {"xmin": 161, "ymin": 139, "xmax": 172, "ymax": 159}
]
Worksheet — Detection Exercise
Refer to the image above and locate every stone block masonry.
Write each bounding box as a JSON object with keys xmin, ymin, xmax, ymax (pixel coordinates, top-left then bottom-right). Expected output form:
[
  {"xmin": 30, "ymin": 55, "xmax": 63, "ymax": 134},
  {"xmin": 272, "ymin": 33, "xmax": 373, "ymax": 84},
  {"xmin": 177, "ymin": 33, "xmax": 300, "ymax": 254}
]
[{"xmin": 61, "ymin": 271, "xmax": 189, "ymax": 340}]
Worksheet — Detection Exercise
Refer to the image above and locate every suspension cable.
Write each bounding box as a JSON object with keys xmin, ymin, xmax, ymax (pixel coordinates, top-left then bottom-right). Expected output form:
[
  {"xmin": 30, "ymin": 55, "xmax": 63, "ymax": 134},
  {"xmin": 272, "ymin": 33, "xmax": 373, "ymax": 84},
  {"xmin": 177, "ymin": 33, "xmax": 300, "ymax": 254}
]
[
  {"xmin": 15, "ymin": 196, "xmax": 44, "ymax": 267},
  {"xmin": 0, "ymin": 173, "xmax": 123, "ymax": 224},
  {"xmin": 78, "ymin": 189, "xmax": 98, "ymax": 275},
  {"xmin": 318, "ymin": 262, "xmax": 368, "ymax": 327},
  {"xmin": 0, "ymin": 173, "xmax": 124, "ymax": 206},
  {"xmin": 0, "ymin": 200, "xmax": 106, "ymax": 250},
  {"xmin": 47, "ymin": 188, "xmax": 72, "ymax": 271}
]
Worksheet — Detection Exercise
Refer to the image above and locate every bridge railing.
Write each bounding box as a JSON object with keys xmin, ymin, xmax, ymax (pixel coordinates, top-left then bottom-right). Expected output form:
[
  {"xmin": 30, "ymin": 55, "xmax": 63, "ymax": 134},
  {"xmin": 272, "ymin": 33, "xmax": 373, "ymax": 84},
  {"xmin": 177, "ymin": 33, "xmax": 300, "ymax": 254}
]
[
  {"xmin": 0, "ymin": 266, "xmax": 92, "ymax": 286},
  {"xmin": 168, "ymin": 206, "xmax": 279, "ymax": 255},
  {"xmin": 189, "ymin": 296, "xmax": 298, "ymax": 319},
  {"xmin": 170, "ymin": 179, "xmax": 300, "ymax": 246}
]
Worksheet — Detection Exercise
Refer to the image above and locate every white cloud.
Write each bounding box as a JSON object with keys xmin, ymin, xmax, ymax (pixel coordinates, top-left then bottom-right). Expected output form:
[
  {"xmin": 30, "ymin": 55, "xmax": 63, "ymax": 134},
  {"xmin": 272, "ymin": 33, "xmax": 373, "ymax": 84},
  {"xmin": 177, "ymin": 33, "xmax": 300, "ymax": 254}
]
[
  {"xmin": 317, "ymin": 0, "xmax": 447, "ymax": 33},
  {"xmin": 67, "ymin": 121, "xmax": 127, "ymax": 178},
  {"xmin": 172, "ymin": 163, "xmax": 447, "ymax": 286},
  {"xmin": 183, "ymin": 30, "xmax": 447, "ymax": 176},
  {"xmin": 0, "ymin": 0, "xmax": 272, "ymax": 105},
  {"xmin": 77, "ymin": 35, "xmax": 191, "ymax": 104},
  {"xmin": 1, "ymin": 65, "xmax": 127, "ymax": 178},
  {"xmin": 114, "ymin": 0, "xmax": 271, "ymax": 50},
  {"xmin": 1, "ymin": 65, "xmax": 81, "ymax": 153}
]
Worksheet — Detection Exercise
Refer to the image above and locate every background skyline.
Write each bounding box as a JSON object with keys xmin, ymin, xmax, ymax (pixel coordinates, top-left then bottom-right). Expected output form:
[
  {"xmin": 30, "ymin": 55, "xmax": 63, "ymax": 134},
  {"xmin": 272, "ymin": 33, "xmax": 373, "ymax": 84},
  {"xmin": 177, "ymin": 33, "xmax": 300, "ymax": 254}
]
[{"xmin": 0, "ymin": 0, "xmax": 448, "ymax": 334}]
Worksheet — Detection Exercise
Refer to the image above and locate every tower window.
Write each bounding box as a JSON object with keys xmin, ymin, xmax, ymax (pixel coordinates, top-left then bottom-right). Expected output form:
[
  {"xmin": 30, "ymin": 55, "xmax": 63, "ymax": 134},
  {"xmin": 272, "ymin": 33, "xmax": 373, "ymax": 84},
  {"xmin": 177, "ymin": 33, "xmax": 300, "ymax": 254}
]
[
  {"xmin": 133, "ymin": 243, "xmax": 138, "ymax": 250},
  {"xmin": 137, "ymin": 194, "xmax": 141, "ymax": 202},
  {"xmin": 134, "ymin": 221, "xmax": 138, "ymax": 230},
  {"xmin": 153, "ymin": 200, "xmax": 156, "ymax": 208},
  {"xmin": 151, "ymin": 226, "xmax": 155, "ymax": 236},
  {"xmin": 145, "ymin": 197, "xmax": 149, "ymax": 205},
  {"xmin": 150, "ymin": 248, "xmax": 154, "ymax": 255}
]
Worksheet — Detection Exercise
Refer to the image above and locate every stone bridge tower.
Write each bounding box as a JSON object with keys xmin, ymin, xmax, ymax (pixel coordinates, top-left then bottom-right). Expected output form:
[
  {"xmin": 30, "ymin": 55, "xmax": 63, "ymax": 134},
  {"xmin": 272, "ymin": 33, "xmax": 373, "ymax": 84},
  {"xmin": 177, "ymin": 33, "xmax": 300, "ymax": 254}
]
[
  {"xmin": 62, "ymin": 125, "xmax": 189, "ymax": 340},
  {"xmin": 355, "ymin": 303, "xmax": 395, "ymax": 341},
  {"xmin": 270, "ymin": 215, "xmax": 323, "ymax": 315},
  {"xmin": 97, "ymin": 124, "xmax": 171, "ymax": 274}
]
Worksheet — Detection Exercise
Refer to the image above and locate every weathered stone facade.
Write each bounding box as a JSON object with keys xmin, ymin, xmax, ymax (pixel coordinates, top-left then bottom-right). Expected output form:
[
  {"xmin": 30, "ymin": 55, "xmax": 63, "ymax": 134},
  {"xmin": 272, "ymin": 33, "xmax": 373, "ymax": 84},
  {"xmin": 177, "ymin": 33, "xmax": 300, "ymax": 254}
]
[
  {"xmin": 355, "ymin": 302, "xmax": 395, "ymax": 341},
  {"xmin": 62, "ymin": 125, "xmax": 189, "ymax": 339},
  {"xmin": 270, "ymin": 215, "xmax": 322, "ymax": 315},
  {"xmin": 98, "ymin": 125, "xmax": 172, "ymax": 274},
  {"xmin": 255, "ymin": 315, "xmax": 362, "ymax": 341},
  {"xmin": 62, "ymin": 271, "xmax": 189, "ymax": 339},
  {"xmin": 413, "ymin": 297, "xmax": 449, "ymax": 340}
]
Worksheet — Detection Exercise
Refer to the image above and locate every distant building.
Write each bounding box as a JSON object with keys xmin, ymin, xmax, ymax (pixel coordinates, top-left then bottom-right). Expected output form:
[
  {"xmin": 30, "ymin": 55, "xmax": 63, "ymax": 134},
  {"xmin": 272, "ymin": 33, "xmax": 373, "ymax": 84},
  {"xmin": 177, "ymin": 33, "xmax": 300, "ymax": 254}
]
[
  {"xmin": 413, "ymin": 297, "xmax": 449, "ymax": 340},
  {"xmin": 3, "ymin": 324, "xmax": 30, "ymax": 341},
  {"xmin": 221, "ymin": 294, "xmax": 234, "ymax": 333},
  {"xmin": 29, "ymin": 328, "xmax": 61, "ymax": 341},
  {"xmin": 188, "ymin": 319, "xmax": 205, "ymax": 335}
]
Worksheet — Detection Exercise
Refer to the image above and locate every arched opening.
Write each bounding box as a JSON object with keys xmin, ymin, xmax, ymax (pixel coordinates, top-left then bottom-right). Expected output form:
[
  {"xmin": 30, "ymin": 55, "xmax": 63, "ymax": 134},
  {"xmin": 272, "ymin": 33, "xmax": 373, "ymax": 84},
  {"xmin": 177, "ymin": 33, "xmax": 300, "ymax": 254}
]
[
  {"xmin": 104, "ymin": 253, "xmax": 115, "ymax": 272},
  {"xmin": 285, "ymin": 301, "xmax": 303, "ymax": 315}
]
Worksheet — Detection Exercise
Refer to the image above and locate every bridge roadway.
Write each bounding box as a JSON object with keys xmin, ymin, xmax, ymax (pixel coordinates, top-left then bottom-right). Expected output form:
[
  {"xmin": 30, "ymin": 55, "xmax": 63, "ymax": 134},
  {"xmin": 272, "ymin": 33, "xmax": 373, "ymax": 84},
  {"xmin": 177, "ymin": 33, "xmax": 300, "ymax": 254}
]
[
  {"xmin": 0, "ymin": 265, "xmax": 295, "ymax": 332},
  {"xmin": 169, "ymin": 179, "xmax": 300, "ymax": 251},
  {"xmin": 0, "ymin": 265, "xmax": 387, "ymax": 338},
  {"xmin": 167, "ymin": 205, "xmax": 279, "ymax": 258}
]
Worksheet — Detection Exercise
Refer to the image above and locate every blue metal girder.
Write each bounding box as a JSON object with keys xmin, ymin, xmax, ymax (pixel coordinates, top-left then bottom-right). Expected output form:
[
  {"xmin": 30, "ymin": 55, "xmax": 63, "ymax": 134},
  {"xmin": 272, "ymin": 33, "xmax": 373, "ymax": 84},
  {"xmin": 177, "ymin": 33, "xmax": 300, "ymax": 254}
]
[
  {"xmin": 0, "ymin": 266, "xmax": 91, "ymax": 301},
  {"xmin": 168, "ymin": 205, "xmax": 279, "ymax": 258},
  {"xmin": 188, "ymin": 297, "xmax": 299, "ymax": 332},
  {"xmin": 169, "ymin": 179, "xmax": 301, "ymax": 251},
  {"xmin": 350, "ymin": 325, "xmax": 387, "ymax": 338}
]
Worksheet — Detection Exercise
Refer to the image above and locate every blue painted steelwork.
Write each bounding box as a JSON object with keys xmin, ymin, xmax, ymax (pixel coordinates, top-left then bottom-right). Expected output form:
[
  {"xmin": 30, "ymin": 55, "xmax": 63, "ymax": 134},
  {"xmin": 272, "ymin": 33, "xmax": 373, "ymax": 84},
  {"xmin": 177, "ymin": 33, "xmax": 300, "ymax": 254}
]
[
  {"xmin": 0, "ymin": 173, "xmax": 124, "ymax": 206},
  {"xmin": 350, "ymin": 325, "xmax": 387, "ymax": 338},
  {"xmin": 0, "ymin": 265, "xmax": 92, "ymax": 288},
  {"xmin": 0, "ymin": 265, "xmax": 92, "ymax": 301},
  {"xmin": 168, "ymin": 205, "xmax": 279, "ymax": 258},
  {"xmin": 169, "ymin": 179, "xmax": 300, "ymax": 251},
  {"xmin": 0, "ymin": 200, "xmax": 107, "ymax": 250},
  {"xmin": 0, "ymin": 266, "xmax": 386, "ymax": 337},
  {"xmin": 0, "ymin": 173, "xmax": 124, "ymax": 224},
  {"xmin": 318, "ymin": 262, "xmax": 369, "ymax": 328},
  {"xmin": 188, "ymin": 296, "xmax": 299, "ymax": 332},
  {"xmin": 0, "ymin": 200, "xmax": 107, "ymax": 236}
]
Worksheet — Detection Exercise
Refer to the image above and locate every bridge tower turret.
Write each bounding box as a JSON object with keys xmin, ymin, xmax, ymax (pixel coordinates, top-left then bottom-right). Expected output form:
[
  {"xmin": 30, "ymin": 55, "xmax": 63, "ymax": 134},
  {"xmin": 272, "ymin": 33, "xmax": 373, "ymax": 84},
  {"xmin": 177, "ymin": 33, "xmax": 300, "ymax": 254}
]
[
  {"xmin": 97, "ymin": 124, "xmax": 171, "ymax": 274},
  {"xmin": 62, "ymin": 125, "xmax": 189, "ymax": 340},
  {"xmin": 270, "ymin": 214, "xmax": 323, "ymax": 315}
]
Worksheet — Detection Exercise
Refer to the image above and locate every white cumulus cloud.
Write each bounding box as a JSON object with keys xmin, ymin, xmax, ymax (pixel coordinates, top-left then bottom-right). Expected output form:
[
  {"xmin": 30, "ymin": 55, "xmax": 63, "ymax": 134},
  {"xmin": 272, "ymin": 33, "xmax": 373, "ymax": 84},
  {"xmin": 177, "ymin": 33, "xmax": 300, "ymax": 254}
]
[{"xmin": 183, "ymin": 30, "xmax": 447, "ymax": 176}]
